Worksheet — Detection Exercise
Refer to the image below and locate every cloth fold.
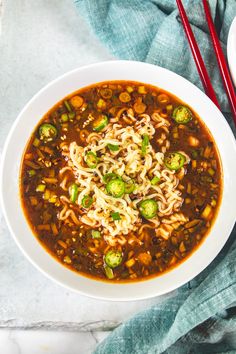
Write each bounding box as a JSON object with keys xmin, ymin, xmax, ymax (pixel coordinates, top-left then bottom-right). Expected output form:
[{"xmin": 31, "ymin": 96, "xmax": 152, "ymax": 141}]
[{"xmin": 74, "ymin": 0, "xmax": 236, "ymax": 352}]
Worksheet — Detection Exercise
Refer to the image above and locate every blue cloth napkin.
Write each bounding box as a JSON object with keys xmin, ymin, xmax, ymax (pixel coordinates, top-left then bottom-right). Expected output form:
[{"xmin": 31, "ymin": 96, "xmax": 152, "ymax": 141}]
[{"xmin": 74, "ymin": 1, "xmax": 236, "ymax": 352}]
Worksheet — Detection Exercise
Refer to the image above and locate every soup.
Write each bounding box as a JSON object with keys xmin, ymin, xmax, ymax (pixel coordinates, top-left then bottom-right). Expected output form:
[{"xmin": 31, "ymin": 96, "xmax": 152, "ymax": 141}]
[{"xmin": 20, "ymin": 81, "xmax": 222, "ymax": 282}]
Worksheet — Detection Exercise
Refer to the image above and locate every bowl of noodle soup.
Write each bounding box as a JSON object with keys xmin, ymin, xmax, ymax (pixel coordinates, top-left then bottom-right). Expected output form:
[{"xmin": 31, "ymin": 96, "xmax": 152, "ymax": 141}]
[{"xmin": 1, "ymin": 60, "xmax": 236, "ymax": 300}]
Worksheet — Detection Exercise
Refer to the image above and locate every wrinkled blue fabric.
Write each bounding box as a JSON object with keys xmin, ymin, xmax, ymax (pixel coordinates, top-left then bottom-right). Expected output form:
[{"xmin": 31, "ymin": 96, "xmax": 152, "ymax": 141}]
[{"xmin": 74, "ymin": 1, "xmax": 236, "ymax": 352}]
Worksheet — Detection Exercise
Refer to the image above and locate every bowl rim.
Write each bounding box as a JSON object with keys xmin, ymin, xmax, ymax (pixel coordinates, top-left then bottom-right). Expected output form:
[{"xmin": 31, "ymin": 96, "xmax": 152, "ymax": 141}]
[{"xmin": 1, "ymin": 60, "xmax": 236, "ymax": 301}]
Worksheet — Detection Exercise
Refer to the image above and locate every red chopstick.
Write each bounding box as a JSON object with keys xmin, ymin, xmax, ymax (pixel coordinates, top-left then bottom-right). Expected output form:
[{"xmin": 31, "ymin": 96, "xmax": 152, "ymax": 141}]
[
  {"xmin": 176, "ymin": 0, "xmax": 220, "ymax": 109},
  {"xmin": 202, "ymin": 0, "xmax": 236, "ymax": 125}
]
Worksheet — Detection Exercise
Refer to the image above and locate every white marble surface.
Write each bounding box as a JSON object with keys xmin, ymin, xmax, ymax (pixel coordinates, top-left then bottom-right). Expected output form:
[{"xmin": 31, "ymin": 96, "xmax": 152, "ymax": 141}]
[
  {"xmin": 0, "ymin": 0, "xmax": 172, "ymax": 352},
  {"xmin": 0, "ymin": 330, "xmax": 109, "ymax": 354}
]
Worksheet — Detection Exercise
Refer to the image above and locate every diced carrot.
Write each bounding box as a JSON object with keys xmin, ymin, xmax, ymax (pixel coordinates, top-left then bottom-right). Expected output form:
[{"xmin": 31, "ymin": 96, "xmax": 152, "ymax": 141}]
[
  {"xmin": 125, "ymin": 258, "xmax": 135, "ymax": 268},
  {"xmin": 137, "ymin": 252, "xmax": 152, "ymax": 266},
  {"xmin": 201, "ymin": 204, "xmax": 212, "ymax": 219},
  {"xmin": 58, "ymin": 240, "xmax": 67, "ymax": 249},
  {"xmin": 51, "ymin": 223, "xmax": 58, "ymax": 236},
  {"xmin": 37, "ymin": 224, "xmax": 51, "ymax": 231}
]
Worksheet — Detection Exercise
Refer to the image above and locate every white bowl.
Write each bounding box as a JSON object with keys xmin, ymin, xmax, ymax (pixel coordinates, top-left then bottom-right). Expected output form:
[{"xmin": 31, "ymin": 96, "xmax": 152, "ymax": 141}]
[{"xmin": 1, "ymin": 60, "xmax": 236, "ymax": 301}]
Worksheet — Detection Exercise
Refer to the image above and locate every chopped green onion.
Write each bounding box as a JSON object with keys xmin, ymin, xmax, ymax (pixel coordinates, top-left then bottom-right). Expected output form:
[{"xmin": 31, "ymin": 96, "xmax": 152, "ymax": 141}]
[
  {"xmin": 33, "ymin": 138, "xmax": 40, "ymax": 147},
  {"xmin": 151, "ymin": 176, "xmax": 160, "ymax": 185},
  {"xmin": 107, "ymin": 144, "xmax": 119, "ymax": 151},
  {"xmin": 91, "ymin": 230, "xmax": 101, "ymax": 239},
  {"xmin": 105, "ymin": 250, "xmax": 123, "ymax": 268},
  {"xmin": 104, "ymin": 265, "xmax": 114, "ymax": 279},
  {"xmin": 36, "ymin": 184, "xmax": 46, "ymax": 192},
  {"xmin": 111, "ymin": 212, "xmax": 121, "ymax": 221},
  {"xmin": 81, "ymin": 195, "xmax": 93, "ymax": 208},
  {"xmin": 68, "ymin": 112, "xmax": 75, "ymax": 120},
  {"xmin": 191, "ymin": 150, "xmax": 198, "ymax": 159},
  {"xmin": 141, "ymin": 134, "xmax": 149, "ymax": 155},
  {"xmin": 64, "ymin": 100, "xmax": 72, "ymax": 112},
  {"xmin": 60, "ymin": 113, "xmax": 68, "ymax": 122},
  {"xmin": 208, "ymin": 168, "xmax": 215, "ymax": 176},
  {"xmin": 85, "ymin": 152, "xmax": 98, "ymax": 169},
  {"xmin": 28, "ymin": 169, "xmax": 36, "ymax": 177},
  {"xmin": 69, "ymin": 183, "xmax": 78, "ymax": 203}
]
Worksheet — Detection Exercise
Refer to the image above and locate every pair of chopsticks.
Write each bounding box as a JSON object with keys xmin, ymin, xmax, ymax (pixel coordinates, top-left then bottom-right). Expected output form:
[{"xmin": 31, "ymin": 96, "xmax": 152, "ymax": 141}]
[{"xmin": 176, "ymin": 0, "xmax": 236, "ymax": 126}]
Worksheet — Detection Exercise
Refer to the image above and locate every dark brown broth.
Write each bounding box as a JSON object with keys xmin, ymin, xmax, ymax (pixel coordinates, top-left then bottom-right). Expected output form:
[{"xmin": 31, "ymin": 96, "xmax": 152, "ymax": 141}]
[{"xmin": 20, "ymin": 81, "xmax": 222, "ymax": 282}]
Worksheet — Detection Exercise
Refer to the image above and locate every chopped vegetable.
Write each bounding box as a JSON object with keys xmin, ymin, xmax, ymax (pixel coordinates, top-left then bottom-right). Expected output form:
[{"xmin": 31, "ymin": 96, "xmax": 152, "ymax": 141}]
[
  {"xmin": 157, "ymin": 93, "xmax": 169, "ymax": 104},
  {"xmin": 39, "ymin": 123, "xmax": 57, "ymax": 142},
  {"xmin": 64, "ymin": 100, "xmax": 72, "ymax": 112},
  {"xmin": 172, "ymin": 105, "xmax": 192, "ymax": 124},
  {"xmin": 119, "ymin": 92, "xmax": 131, "ymax": 103},
  {"xmin": 29, "ymin": 196, "xmax": 38, "ymax": 206},
  {"xmin": 151, "ymin": 176, "xmax": 160, "ymax": 185},
  {"xmin": 211, "ymin": 199, "xmax": 217, "ymax": 207},
  {"xmin": 100, "ymin": 88, "xmax": 112, "ymax": 99},
  {"xmin": 103, "ymin": 173, "xmax": 119, "ymax": 183},
  {"xmin": 105, "ymin": 250, "xmax": 123, "ymax": 268},
  {"xmin": 49, "ymin": 195, "xmax": 57, "ymax": 203},
  {"xmin": 191, "ymin": 150, "xmax": 198, "ymax": 158},
  {"xmin": 107, "ymin": 143, "xmax": 119, "ymax": 151},
  {"xmin": 188, "ymin": 136, "xmax": 200, "ymax": 147},
  {"xmin": 126, "ymin": 86, "xmax": 134, "ymax": 93},
  {"xmin": 106, "ymin": 178, "xmax": 125, "ymax": 198},
  {"xmin": 93, "ymin": 114, "xmax": 108, "ymax": 131},
  {"xmin": 125, "ymin": 258, "xmax": 135, "ymax": 267},
  {"xmin": 141, "ymin": 134, "xmax": 149, "ymax": 155},
  {"xmin": 43, "ymin": 189, "xmax": 51, "ymax": 200},
  {"xmin": 192, "ymin": 160, "xmax": 197, "ymax": 168},
  {"xmin": 104, "ymin": 265, "xmax": 114, "ymax": 279},
  {"xmin": 97, "ymin": 98, "xmax": 106, "ymax": 109},
  {"xmin": 70, "ymin": 95, "xmax": 84, "ymax": 108},
  {"xmin": 28, "ymin": 169, "xmax": 36, "ymax": 177},
  {"xmin": 134, "ymin": 97, "xmax": 146, "ymax": 114},
  {"xmin": 60, "ymin": 113, "xmax": 68, "ymax": 122},
  {"xmin": 81, "ymin": 195, "xmax": 93, "ymax": 208},
  {"xmin": 36, "ymin": 184, "xmax": 46, "ymax": 192},
  {"xmin": 51, "ymin": 223, "xmax": 58, "ymax": 236},
  {"xmin": 68, "ymin": 112, "xmax": 75, "ymax": 120},
  {"xmin": 187, "ymin": 182, "xmax": 192, "ymax": 194},
  {"xmin": 185, "ymin": 198, "xmax": 191, "ymax": 204},
  {"xmin": 43, "ymin": 177, "xmax": 58, "ymax": 184},
  {"xmin": 203, "ymin": 145, "xmax": 212, "ymax": 158},
  {"xmin": 33, "ymin": 138, "xmax": 40, "ymax": 147},
  {"xmin": 69, "ymin": 183, "xmax": 78, "ymax": 203},
  {"xmin": 124, "ymin": 179, "xmax": 135, "ymax": 194},
  {"xmin": 85, "ymin": 151, "xmax": 98, "ymax": 169},
  {"xmin": 111, "ymin": 212, "xmax": 121, "ymax": 221},
  {"xmin": 137, "ymin": 252, "xmax": 152, "ymax": 266},
  {"xmin": 139, "ymin": 199, "xmax": 158, "ymax": 219},
  {"xmin": 91, "ymin": 230, "xmax": 101, "ymax": 239},
  {"xmin": 201, "ymin": 204, "xmax": 212, "ymax": 219},
  {"xmin": 164, "ymin": 152, "xmax": 186, "ymax": 170},
  {"xmin": 166, "ymin": 104, "xmax": 173, "ymax": 113},
  {"xmin": 138, "ymin": 86, "xmax": 147, "ymax": 94},
  {"xmin": 179, "ymin": 241, "xmax": 186, "ymax": 253},
  {"xmin": 64, "ymin": 256, "xmax": 72, "ymax": 264},
  {"xmin": 208, "ymin": 168, "xmax": 215, "ymax": 176}
]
